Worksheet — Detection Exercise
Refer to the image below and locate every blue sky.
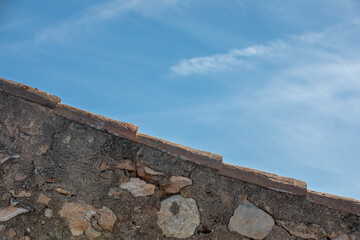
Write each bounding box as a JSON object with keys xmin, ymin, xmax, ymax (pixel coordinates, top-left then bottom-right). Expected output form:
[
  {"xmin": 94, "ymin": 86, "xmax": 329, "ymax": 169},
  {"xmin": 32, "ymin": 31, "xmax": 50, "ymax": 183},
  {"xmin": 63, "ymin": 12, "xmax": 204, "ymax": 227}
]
[{"xmin": 1, "ymin": 0, "xmax": 360, "ymax": 199}]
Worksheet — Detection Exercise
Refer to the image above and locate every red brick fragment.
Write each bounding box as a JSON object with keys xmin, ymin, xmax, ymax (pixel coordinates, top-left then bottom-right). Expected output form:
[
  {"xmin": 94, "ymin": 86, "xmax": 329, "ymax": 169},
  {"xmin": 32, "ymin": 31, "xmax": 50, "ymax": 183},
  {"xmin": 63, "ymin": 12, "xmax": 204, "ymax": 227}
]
[{"xmin": 46, "ymin": 178, "xmax": 62, "ymax": 183}]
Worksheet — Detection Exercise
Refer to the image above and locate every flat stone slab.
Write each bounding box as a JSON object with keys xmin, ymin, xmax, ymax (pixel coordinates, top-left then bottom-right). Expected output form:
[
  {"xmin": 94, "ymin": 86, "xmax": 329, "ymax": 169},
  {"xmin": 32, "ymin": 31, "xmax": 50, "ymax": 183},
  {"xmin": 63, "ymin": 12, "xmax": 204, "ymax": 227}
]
[
  {"xmin": 164, "ymin": 176, "xmax": 192, "ymax": 194},
  {"xmin": 228, "ymin": 200, "xmax": 274, "ymax": 239},
  {"xmin": 120, "ymin": 178, "xmax": 155, "ymax": 197},
  {"xmin": 157, "ymin": 195, "xmax": 200, "ymax": 239}
]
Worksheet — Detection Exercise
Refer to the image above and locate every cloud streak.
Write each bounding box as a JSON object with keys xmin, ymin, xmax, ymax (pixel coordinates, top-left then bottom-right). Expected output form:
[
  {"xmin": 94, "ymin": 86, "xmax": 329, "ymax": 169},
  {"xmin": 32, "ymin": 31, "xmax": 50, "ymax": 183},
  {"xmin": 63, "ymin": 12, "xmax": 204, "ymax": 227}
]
[
  {"xmin": 170, "ymin": 45, "xmax": 276, "ymax": 76},
  {"xmin": 35, "ymin": 0, "xmax": 180, "ymax": 44},
  {"xmin": 170, "ymin": 19, "xmax": 360, "ymax": 77}
]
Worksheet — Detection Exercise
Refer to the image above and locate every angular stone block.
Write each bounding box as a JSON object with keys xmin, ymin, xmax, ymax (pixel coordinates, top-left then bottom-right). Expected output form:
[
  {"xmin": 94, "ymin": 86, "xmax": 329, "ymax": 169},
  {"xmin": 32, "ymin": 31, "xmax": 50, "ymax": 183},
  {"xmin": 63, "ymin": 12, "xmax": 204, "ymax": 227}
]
[{"xmin": 228, "ymin": 200, "xmax": 274, "ymax": 239}]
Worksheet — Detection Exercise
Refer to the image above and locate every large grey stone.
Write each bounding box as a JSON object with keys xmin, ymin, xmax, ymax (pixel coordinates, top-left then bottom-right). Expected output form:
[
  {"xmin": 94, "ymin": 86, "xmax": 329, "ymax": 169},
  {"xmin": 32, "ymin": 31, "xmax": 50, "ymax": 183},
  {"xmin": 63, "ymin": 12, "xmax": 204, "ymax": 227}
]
[
  {"xmin": 228, "ymin": 200, "xmax": 274, "ymax": 239},
  {"xmin": 157, "ymin": 195, "xmax": 200, "ymax": 239}
]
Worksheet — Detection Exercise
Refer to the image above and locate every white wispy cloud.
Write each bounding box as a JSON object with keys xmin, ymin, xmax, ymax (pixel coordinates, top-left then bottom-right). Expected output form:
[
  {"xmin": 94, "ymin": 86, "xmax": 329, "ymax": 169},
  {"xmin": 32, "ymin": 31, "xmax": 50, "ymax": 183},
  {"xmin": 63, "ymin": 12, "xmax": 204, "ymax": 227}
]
[
  {"xmin": 170, "ymin": 45, "xmax": 277, "ymax": 76},
  {"xmin": 35, "ymin": 0, "xmax": 180, "ymax": 44},
  {"xmin": 170, "ymin": 19, "xmax": 360, "ymax": 77},
  {"xmin": 170, "ymin": 52, "xmax": 243, "ymax": 76}
]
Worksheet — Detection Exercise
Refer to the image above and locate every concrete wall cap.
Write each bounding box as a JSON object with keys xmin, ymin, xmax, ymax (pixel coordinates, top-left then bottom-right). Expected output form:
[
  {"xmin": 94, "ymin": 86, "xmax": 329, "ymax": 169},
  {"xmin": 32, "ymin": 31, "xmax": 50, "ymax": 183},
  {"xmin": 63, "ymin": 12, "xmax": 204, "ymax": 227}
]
[
  {"xmin": 0, "ymin": 77, "xmax": 60, "ymax": 108},
  {"xmin": 307, "ymin": 190, "xmax": 360, "ymax": 216},
  {"xmin": 54, "ymin": 103, "xmax": 138, "ymax": 141},
  {"xmin": 218, "ymin": 163, "xmax": 308, "ymax": 196},
  {"xmin": 135, "ymin": 133, "xmax": 222, "ymax": 169}
]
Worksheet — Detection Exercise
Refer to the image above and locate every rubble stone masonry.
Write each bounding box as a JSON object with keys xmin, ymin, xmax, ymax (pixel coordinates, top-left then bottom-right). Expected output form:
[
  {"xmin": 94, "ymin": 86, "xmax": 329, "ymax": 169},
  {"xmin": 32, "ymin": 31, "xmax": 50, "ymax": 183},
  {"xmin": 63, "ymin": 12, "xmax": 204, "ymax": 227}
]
[{"xmin": 0, "ymin": 77, "xmax": 359, "ymax": 239}]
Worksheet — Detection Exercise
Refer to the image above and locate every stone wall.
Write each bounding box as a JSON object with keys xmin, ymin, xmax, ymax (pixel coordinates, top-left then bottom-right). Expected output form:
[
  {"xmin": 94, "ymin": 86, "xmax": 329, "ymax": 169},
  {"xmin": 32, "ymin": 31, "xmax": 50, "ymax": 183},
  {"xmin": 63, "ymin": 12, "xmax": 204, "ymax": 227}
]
[{"xmin": 0, "ymin": 77, "xmax": 359, "ymax": 239}]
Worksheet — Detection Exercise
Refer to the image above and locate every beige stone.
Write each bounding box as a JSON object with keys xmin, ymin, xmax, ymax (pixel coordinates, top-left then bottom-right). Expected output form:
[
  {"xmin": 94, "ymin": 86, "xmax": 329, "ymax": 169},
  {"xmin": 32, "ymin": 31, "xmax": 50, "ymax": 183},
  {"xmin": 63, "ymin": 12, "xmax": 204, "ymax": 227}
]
[
  {"xmin": 85, "ymin": 210, "xmax": 97, "ymax": 221},
  {"xmin": 62, "ymin": 135, "xmax": 71, "ymax": 144},
  {"xmin": 54, "ymin": 188, "xmax": 71, "ymax": 195},
  {"xmin": 0, "ymin": 224, "xmax": 6, "ymax": 232},
  {"xmin": 44, "ymin": 209, "xmax": 53, "ymax": 218},
  {"xmin": 120, "ymin": 178, "xmax": 155, "ymax": 197},
  {"xmin": 37, "ymin": 194, "xmax": 51, "ymax": 205},
  {"xmin": 144, "ymin": 166, "xmax": 163, "ymax": 176},
  {"xmin": 137, "ymin": 167, "xmax": 147, "ymax": 178},
  {"xmin": 115, "ymin": 160, "xmax": 136, "ymax": 171},
  {"xmin": 276, "ymin": 220, "xmax": 326, "ymax": 239},
  {"xmin": 59, "ymin": 202, "xmax": 117, "ymax": 236},
  {"xmin": 97, "ymin": 206, "xmax": 117, "ymax": 232},
  {"xmin": 9, "ymin": 190, "xmax": 32, "ymax": 198},
  {"xmin": 108, "ymin": 187, "xmax": 121, "ymax": 198},
  {"xmin": 36, "ymin": 144, "xmax": 50, "ymax": 155},
  {"xmin": 8, "ymin": 228, "xmax": 16, "ymax": 238},
  {"xmin": 332, "ymin": 234, "xmax": 349, "ymax": 240},
  {"xmin": 229, "ymin": 200, "xmax": 274, "ymax": 239},
  {"xmin": 59, "ymin": 202, "xmax": 94, "ymax": 236},
  {"xmin": 70, "ymin": 228, "xmax": 84, "ymax": 236},
  {"xmin": 0, "ymin": 206, "xmax": 29, "ymax": 221},
  {"xmin": 164, "ymin": 176, "xmax": 192, "ymax": 194},
  {"xmin": 137, "ymin": 165, "xmax": 163, "ymax": 180},
  {"xmin": 85, "ymin": 227, "xmax": 102, "ymax": 238},
  {"xmin": 157, "ymin": 195, "xmax": 200, "ymax": 239},
  {"xmin": 14, "ymin": 173, "xmax": 27, "ymax": 181}
]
